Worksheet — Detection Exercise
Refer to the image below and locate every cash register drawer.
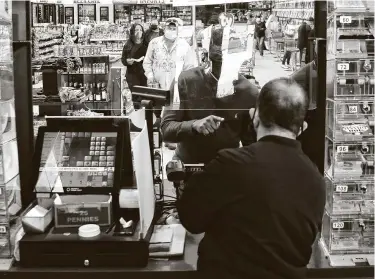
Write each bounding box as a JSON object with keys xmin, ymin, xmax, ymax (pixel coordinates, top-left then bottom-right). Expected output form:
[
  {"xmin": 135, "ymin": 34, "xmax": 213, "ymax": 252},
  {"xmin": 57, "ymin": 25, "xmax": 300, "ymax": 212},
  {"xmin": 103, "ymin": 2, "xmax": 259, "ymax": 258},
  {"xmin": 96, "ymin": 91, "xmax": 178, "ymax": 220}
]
[{"xmin": 19, "ymin": 232, "xmax": 151, "ymax": 268}]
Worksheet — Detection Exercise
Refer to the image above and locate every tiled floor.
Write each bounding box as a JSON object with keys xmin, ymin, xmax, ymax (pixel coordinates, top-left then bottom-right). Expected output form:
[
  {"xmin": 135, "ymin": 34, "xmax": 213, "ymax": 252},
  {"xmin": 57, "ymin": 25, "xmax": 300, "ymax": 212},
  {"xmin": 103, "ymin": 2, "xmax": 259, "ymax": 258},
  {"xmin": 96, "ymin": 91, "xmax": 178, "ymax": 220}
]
[{"xmin": 253, "ymin": 50, "xmax": 293, "ymax": 87}]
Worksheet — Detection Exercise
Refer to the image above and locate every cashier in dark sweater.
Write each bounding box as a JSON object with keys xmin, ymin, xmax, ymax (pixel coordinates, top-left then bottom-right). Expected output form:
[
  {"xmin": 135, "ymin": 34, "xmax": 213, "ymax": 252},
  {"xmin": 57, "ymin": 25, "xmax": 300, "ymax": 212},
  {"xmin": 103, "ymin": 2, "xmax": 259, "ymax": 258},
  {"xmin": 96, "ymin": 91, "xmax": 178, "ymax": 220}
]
[
  {"xmin": 160, "ymin": 27, "xmax": 259, "ymax": 164},
  {"xmin": 177, "ymin": 77, "xmax": 326, "ymax": 279}
]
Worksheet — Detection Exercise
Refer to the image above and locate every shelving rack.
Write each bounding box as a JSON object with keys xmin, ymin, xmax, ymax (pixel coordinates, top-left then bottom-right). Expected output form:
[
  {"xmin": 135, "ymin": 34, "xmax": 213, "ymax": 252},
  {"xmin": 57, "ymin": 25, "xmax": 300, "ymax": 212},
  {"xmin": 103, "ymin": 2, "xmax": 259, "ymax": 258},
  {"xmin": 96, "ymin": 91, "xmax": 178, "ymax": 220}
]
[
  {"xmin": 0, "ymin": 1, "xmax": 22, "ymax": 269},
  {"xmin": 320, "ymin": 0, "xmax": 374, "ymax": 267},
  {"xmin": 272, "ymin": 0, "xmax": 314, "ymax": 25},
  {"xmin": 32, "ymin": 24, "xmax": 65, "ymax": 61}
]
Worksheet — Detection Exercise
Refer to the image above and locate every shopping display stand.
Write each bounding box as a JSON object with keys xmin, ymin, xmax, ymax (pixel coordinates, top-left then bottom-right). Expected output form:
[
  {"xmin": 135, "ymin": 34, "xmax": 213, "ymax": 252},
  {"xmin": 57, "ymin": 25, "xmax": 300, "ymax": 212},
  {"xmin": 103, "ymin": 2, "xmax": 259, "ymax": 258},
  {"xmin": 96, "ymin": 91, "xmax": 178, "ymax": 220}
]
[{"xmin": 320, "ymin": 0, "xmax": 374, "ymax": 268}]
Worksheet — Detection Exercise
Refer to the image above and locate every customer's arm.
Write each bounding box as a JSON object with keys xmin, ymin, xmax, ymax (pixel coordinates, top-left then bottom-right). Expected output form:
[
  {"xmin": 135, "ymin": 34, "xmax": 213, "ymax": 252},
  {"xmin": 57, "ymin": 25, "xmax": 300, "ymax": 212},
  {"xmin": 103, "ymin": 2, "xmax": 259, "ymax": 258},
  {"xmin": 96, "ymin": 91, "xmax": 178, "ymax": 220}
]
[
  {"xmin": 143, "ymin": 40, "xmax": 155, "ymax": 81},
  {"xmin": 121, "ymin": 45, "xmax": 130, "ymax": 67},
  {"xmin": 177, "ymin": 150, "xmax": 244, "ymax": 234},
  {"xmin": 233, "ymin": 76, "xmax": 259, "ymax": 146},
  {"xmin": 160, "ymin": 75, "xmax": 196, "ymax": 142}
]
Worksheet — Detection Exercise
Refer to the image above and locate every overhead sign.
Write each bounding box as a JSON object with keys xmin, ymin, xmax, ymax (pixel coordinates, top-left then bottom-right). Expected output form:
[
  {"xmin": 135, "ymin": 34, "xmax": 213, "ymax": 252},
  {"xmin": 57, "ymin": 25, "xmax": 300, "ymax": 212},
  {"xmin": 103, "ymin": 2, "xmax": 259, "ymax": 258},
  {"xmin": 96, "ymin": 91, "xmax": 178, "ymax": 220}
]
[
  {"xmin": 137, "ymin": 0, "xmax": 172, "ymax": 3},
  {"xmin": 113, "ymin": 0, "xmax": 172, "ymax": 3},
  {"xmin": 74, "ymin": 0, "xmax": 101, "ymax": 3},
  {"xmin": 173, "ymin": 0, "xmax": 258, "ymax": 6}
]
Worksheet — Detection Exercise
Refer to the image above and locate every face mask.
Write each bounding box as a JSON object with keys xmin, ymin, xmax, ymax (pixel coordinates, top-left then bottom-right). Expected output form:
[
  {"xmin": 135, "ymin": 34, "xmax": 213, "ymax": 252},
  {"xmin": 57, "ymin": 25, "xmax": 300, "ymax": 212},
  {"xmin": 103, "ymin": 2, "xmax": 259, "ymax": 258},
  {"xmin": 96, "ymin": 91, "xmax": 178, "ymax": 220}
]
[
  {"xmin": 165, "ymin": 30, "xmax": 178, "ymax": 41},
  {"xmin": 151, "ymin": 24, "xmax": 158, "ymax": 30},
  {"xmin": 164, "ymin": 30, "xmax": 177, "ymax": 41}
]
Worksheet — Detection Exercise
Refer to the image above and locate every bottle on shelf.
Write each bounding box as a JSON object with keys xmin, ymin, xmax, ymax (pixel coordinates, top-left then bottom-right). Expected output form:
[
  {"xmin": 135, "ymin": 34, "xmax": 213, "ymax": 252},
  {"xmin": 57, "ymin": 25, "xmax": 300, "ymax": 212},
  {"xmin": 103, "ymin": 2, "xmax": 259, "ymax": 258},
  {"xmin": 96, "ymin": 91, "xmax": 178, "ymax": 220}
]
[
  {"xmin": 101, "ymin": 82, "xmax": 107, "ymax": 101},
  {"xmin": 88, "ymin": 84, "xmax": 94, "ymax": 101},
  {"xmin": 95, "ymin": 82, "xmax": 101, "ymax": 101},
  {"xmin": 154, "ymin": 150, "xmax": 161, "ymax": 175}
]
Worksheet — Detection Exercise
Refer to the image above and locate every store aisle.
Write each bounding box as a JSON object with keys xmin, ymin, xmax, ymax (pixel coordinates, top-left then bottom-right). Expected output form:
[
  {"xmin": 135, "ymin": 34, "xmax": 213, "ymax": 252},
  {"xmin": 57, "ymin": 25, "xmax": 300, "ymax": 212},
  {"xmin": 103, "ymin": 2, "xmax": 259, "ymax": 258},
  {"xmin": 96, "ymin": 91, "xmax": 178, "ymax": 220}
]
[{"xmin": 253, "ymin": 51, "xmax": 290, "ymax": 87}]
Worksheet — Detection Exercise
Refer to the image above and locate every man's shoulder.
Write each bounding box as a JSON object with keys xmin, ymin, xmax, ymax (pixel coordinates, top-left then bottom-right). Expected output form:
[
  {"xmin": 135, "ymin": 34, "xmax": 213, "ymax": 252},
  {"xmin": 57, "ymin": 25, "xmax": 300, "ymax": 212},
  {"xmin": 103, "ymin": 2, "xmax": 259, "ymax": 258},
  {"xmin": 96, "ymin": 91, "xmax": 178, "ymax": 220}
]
[
  {"xmin": 291, "ymin": 61, "xmax": 315, "ymax": 80},
  {"xmin": 150, "ymin": 36, "xmax": 163, "ymax": 45},
  {"xmin": 179, "ymin": 66, "xmax": 205, "ymax": 82},
  {"xmin": 214, "ymin": 146, "xmax": 256, "ymax": 166}
]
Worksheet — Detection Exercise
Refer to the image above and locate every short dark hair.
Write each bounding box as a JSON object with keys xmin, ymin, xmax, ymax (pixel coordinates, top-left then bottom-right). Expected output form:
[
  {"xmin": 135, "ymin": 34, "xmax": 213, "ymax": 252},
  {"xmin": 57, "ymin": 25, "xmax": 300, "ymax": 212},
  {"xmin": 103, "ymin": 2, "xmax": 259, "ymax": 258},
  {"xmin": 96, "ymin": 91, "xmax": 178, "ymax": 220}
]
[
  {"xmin": 208, "ymin": 14, "xmax": 219, "ymax": 25},
  {"xmin": 257, "ymin": 78, "xmax": 308, "ymax": 135}
]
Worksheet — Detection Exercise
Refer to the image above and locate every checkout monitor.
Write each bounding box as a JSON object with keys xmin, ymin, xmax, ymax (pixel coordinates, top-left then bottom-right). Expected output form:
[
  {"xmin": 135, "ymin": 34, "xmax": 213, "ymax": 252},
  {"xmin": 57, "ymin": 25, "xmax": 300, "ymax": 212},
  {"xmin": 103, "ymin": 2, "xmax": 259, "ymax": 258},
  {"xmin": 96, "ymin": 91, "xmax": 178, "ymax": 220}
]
[{"xmin": 34, "ymin": 124, "xmax": 124, "ymax": 194}]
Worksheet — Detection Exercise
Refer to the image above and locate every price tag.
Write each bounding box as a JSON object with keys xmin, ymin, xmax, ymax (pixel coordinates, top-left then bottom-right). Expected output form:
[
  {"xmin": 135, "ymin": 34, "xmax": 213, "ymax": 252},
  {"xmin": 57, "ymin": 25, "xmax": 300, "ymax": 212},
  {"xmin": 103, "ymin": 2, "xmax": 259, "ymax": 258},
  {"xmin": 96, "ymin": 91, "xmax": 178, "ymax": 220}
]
[
  {"xmin": 0, "ymin": 226, "xmax": 6, "ymax": 234},
  {"xmin": 340, "ymin": 16, "xmax": 352, "ymax": 24},
  {"xmin": 333, "ymin": 222, "xmax": 345, "ymax": 229},
  {"xmin": 337, "ymin": 145, "xmax": 349, "ymax": 153},
  {"xmin": 336, "ymin": 185, "xmax": 348, "ymax": 193},
  {"xmin": 337, "ymin": 63, "xmax": 350, "ymax": 71},
  {"xmin": 348, "ymin": 105, "xmax": 358, "ymax": 113}
]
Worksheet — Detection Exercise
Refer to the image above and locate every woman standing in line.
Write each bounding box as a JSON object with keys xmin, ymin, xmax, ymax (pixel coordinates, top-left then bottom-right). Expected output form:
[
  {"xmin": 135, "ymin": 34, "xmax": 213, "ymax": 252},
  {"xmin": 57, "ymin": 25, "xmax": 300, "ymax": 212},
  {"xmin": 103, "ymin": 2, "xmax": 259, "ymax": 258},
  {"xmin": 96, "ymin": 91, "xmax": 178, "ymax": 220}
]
[{"xmin": 121, "ymin": 24, "xmax": 148, "ymax": 92}]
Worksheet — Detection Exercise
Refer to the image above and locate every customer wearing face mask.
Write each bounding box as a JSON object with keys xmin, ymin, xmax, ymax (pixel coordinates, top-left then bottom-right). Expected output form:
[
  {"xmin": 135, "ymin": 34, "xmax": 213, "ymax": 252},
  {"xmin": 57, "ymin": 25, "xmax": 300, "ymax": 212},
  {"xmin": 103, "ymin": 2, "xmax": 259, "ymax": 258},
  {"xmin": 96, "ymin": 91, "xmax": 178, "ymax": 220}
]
[
  {"xmin": 160, "ymin": 27, "xmax": 259, "ymax": 164},
  {"xmin": 144, "ymin": 19, "xmax": 164, "ymax": 46},
  {"xmin": 143, "ymin": 17, "xmax": 196, "ymax": 91},
  {"xmin": 121, "ymin": 24, "xmax": 147, "ymax": 92},
  {"xmin": 177, "ymin": 77, "xmax": 325, "ymax": 279}
]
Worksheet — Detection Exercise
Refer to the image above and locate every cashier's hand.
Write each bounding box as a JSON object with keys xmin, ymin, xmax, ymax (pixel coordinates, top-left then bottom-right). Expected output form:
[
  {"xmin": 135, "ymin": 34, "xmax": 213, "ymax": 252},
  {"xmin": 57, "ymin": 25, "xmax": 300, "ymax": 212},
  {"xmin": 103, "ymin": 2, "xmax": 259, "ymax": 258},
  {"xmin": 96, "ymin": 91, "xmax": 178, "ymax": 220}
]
[
  {"xmin": 298, "ymin": 121, "xmax": 309, "ymax": 136},
  {"xmin": 192, "ymin": 115, "xmax": 224, "ymax": 136},
  {"xmin": 127, "ymin": 58, "xmax": 134, "ymax": 65}
]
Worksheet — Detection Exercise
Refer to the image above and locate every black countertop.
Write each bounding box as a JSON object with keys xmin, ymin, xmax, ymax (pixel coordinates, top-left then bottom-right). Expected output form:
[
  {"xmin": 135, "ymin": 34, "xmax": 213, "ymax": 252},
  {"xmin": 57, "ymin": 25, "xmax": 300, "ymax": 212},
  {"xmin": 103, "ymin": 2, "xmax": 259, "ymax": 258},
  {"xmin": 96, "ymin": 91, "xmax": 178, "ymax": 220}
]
[{"xmin": 2, "ymin": 233, "xmax": 373, "ymax": 279}]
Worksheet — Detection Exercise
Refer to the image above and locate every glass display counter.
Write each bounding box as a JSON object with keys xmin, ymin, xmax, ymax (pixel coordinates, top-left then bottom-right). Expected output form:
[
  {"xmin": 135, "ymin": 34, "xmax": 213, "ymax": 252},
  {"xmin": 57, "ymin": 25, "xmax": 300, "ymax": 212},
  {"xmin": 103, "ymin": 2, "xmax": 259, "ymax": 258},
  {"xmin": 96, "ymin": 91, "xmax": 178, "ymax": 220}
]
[{"xmin": 321, "ymin": 0, "xmax": 374, "ymax": 267}]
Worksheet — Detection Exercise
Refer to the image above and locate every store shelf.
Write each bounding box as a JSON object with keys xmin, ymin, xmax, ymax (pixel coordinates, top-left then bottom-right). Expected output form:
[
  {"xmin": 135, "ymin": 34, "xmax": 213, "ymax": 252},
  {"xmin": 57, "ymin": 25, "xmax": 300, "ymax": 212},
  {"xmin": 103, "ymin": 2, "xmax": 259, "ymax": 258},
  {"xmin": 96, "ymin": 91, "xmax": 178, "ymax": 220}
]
[
  {"xmin": 90, "ymin": 38, "xmax": 127, "ymax": 42},
  {"xmin": 322, "ymin": 0, "xmax": 374, "ymax": 266}
]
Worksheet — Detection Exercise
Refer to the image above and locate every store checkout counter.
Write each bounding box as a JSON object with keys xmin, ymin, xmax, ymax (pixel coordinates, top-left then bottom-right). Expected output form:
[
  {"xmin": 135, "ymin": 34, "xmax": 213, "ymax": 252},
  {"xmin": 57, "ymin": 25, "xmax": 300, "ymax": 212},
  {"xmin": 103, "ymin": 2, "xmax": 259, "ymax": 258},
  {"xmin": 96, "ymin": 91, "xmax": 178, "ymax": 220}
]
[{"xmin": 2, "ymin": 91, "xmax": 374, "ymax": 279}]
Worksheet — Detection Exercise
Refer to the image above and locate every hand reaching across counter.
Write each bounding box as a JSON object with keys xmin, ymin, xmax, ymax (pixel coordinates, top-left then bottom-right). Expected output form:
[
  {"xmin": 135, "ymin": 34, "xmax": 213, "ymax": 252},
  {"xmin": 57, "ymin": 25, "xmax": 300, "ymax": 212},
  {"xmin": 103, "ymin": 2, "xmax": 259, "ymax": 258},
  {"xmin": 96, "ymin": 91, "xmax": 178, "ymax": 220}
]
[{"xmin": 192, "ymin": 115, "xmax": 224, "ymax": 136}]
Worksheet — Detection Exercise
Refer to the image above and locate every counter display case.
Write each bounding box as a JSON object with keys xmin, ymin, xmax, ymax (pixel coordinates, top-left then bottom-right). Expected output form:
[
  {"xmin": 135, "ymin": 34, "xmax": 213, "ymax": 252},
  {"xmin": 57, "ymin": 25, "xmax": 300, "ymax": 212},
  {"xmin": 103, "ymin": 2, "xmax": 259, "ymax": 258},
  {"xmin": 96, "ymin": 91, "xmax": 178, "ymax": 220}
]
[
  {"xmin": 0, "ymin": 0, "xmax": 22, "ymax": 266},
  {"xmin": 321, "ymin": 0, "xmax": 374, "ymax": 267}
]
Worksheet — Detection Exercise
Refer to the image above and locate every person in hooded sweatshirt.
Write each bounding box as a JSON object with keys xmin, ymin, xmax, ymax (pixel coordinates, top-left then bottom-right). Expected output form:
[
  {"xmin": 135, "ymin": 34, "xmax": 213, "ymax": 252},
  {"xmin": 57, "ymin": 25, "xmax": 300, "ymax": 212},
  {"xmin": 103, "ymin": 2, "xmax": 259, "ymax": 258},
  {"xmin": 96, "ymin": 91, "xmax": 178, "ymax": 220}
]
[
  {"xmin": 160, "ymin": 27, "xmax": 259, "ymax": 164},
  {"xmin": 144, "ymin": 19, "xmax": 164, "ymax": 47}
]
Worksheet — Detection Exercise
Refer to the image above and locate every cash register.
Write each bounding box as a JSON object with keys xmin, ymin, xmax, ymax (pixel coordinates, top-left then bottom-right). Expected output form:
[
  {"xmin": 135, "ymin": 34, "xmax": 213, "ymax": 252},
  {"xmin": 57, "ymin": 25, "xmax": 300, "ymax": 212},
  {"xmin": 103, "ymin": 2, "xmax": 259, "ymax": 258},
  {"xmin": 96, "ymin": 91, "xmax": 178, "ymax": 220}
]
[{"xmin": 19, "ymin": 116, "xmax": 155, "ymax": 268}]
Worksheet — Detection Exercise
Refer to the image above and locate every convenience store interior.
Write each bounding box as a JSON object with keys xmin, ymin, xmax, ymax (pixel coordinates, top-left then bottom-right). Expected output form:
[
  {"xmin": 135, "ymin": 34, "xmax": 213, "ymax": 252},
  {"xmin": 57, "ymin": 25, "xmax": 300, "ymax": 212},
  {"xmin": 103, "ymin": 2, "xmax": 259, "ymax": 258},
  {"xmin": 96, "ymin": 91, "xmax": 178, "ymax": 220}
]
[{"xmin": 0, "ymin": 0, "xmax": 374, "ymax": 277}]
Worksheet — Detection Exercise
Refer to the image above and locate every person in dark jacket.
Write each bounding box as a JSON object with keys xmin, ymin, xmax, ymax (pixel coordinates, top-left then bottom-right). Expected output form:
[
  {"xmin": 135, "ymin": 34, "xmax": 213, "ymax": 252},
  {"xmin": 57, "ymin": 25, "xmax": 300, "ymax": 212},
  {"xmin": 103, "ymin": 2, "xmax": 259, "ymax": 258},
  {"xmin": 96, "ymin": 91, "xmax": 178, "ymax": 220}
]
[
  {"xmin": 254, "ymin": 17, "xmax": 266, "ymax": 56},
  {"xmin": 292, "ymin": 42, "xmax": 319, "ymax": 167},
  {"xmin": 177, "ymin": 77, "xmax": 326, "ymax": 279},
  {"xmin": 144, "ymin": 19, "xmax": 164, "ymax": 46},
  {"xmin": 297, "ymin": 21, "xmax": 311, "ymax": 64},
  {"xmin": 121, "ymin": 23, "xmax": 147, "ymax": 92},
  {"xmin": 305, "ymin": 17, "xmax": 315, "ymax": 63},
  {"xmin": 160, "ymin": 27, "xmax": 259, "ymax": 164}
]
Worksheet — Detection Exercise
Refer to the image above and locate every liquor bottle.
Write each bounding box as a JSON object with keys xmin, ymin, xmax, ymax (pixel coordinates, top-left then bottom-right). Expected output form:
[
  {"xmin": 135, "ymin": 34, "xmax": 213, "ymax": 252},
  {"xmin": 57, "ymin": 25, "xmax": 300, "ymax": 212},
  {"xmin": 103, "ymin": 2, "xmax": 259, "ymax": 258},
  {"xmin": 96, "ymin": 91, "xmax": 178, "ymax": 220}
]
[
  {"xmin": 95, "ymin": 83, "xmax": 101, "ymax": 101},
  {"xmin": 101, "ymin": 82, "xmax": 107, "ymax": 101},
  {"xmin": 88, "ymin": 84, "xmax": 93, "ymax": 101},
  {"xmin": 154, "ymin": 150, "xmax": 162, "ymax": 175}
]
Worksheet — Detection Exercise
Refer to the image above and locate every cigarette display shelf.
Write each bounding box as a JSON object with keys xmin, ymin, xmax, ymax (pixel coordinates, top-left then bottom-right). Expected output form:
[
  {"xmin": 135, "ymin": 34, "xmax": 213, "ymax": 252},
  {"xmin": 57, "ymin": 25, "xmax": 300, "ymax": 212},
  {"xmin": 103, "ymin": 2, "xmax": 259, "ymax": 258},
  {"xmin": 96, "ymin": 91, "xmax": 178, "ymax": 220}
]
[
  {"xmin": 90, "ymin": 24, "xmax": 129, "ymax": 54},
  {"xmin": 32, "ymin": 25, "xmax": 64, "ymax": 61},
  {"xmin": 145, "ymin": 6, "xmax": 162, "ymax": 22},
  {"xmin": 321, "ymin": 0, "xmax": 375, "ymax": 267},
  {"xmin": 272, "ymin": 0, "xmax": 314, "ymax": 25},
  {"xmin": 0, "ymin": 4, "xmax": 22, "ymax": 267}
]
